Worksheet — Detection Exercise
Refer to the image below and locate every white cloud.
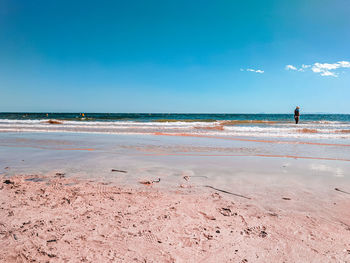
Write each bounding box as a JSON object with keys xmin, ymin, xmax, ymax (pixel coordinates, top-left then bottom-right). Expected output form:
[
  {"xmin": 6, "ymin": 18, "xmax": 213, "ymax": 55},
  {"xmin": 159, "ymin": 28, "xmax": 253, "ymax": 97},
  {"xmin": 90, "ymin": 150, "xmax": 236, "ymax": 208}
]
[
  {"xmin": 311, "ymin": 62, "xmax": 343, "ymax": 77},
  {"xmin": 244, "ymin": 68, "xmax": 264, "ymax": 73},
  {"xmin": 298, "ymin": 64, "xmax": 311, "ymax": 72},
  {"xmin": 320, "ymin": 71, "xmax": 337, "ymax": 77},
  {"xmin": 285, "ymin": 61, "xmax": 350, "ymax": 77},
  {"xmin": 337, "ymin": 61, "xmax": 350, "ymax": 68},
  {"xmin": 285, "ymin": 65, "xmax": 297, "ymax": 70}
]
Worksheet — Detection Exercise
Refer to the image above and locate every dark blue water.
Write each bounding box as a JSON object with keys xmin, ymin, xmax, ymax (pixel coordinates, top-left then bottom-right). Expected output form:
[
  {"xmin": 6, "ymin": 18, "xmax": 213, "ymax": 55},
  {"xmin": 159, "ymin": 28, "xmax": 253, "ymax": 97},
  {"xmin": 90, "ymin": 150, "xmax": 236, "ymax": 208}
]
[{"xmin": 0, "ymin": 112, "xmax": 350, "ymax": 123}]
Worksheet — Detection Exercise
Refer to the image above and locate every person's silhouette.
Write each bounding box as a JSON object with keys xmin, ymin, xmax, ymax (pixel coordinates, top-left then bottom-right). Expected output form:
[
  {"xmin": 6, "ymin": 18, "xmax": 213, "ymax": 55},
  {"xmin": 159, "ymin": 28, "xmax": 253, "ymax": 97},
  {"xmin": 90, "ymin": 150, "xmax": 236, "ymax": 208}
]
[{"xmin": 294, "ymin": 106, "xmax": 300, "ymax": 124}]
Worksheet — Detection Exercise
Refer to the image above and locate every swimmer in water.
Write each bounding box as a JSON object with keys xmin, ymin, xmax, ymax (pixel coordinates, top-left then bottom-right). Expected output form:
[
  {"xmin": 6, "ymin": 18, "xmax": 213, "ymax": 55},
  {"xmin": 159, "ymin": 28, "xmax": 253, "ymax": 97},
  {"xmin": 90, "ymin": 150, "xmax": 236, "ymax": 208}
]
[{"xmin": 294, "ymin": 106, "xmax": 300, "ymax": 124}]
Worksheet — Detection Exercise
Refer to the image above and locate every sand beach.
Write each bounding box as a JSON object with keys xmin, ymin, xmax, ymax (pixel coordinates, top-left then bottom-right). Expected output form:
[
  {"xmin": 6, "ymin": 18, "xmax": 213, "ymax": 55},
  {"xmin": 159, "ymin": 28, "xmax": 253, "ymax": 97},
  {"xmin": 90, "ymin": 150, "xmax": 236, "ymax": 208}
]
[{"xmin": 1, "ymin": 128, "xmax": 350, "ymax": 262}]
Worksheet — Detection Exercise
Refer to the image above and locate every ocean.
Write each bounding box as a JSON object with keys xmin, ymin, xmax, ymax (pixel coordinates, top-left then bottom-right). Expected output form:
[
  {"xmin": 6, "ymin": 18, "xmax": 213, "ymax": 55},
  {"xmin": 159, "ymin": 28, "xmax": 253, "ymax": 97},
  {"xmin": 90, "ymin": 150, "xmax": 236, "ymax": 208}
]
[{"xmin": 1, "ymin": 113, "xmax": 350, "ymax": 139}]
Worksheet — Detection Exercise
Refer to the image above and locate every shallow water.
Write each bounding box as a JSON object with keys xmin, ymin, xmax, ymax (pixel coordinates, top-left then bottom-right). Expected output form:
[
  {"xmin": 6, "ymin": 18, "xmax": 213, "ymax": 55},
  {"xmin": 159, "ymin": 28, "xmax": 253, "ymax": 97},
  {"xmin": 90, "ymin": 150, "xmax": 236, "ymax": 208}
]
[{"xmin": 1, "ymin": 132, "xmax": 349, "ymax": 187}]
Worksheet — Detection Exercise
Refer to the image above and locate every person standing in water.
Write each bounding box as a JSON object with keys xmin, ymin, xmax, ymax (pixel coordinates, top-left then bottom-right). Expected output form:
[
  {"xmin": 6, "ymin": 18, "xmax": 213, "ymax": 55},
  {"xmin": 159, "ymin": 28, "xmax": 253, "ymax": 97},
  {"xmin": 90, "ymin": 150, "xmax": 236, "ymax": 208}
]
[{"xmin": 294, "ymin": 106, "xmax": 300, "ymax": 124}]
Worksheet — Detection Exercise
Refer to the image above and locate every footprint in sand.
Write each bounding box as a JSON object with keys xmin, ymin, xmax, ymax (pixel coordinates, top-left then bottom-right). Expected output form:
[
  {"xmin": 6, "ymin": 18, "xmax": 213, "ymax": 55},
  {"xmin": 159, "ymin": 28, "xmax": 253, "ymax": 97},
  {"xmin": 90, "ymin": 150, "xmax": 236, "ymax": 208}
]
[
  {"xmin": 242, "ymin": 225, "xmax": 268, "ymax": 238},
  {"xmin": 97, "ymin": 184, "xmax": 115, "ymax": 199},
  {"xmin": 142, "ymin": 230, "xmax": 158, "ymax": 243}
]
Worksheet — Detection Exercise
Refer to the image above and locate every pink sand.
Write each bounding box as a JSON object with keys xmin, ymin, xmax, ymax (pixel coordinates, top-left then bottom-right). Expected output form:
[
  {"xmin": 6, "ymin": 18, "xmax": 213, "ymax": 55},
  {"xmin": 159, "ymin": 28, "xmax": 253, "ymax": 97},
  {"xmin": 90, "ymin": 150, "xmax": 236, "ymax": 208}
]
[{"xmin": 1, "ymin": 174, "xmax": 350, "ymax": 262}]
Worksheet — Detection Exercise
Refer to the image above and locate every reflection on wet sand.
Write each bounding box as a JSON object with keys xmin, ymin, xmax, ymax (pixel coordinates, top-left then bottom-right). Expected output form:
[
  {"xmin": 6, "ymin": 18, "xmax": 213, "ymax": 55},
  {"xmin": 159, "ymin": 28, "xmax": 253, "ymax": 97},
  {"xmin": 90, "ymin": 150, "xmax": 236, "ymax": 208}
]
[{"xmin": 153, "ymin": 132, "xmax": 350, "ymax": 147}]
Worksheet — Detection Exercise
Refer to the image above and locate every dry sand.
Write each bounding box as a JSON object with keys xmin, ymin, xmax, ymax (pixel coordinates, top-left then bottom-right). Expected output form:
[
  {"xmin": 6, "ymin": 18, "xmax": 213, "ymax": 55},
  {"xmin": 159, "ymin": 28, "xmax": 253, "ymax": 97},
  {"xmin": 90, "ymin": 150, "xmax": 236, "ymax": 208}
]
[{"xmin": 1, "ymin": 174, "xmax": 350, "ymax": 262}]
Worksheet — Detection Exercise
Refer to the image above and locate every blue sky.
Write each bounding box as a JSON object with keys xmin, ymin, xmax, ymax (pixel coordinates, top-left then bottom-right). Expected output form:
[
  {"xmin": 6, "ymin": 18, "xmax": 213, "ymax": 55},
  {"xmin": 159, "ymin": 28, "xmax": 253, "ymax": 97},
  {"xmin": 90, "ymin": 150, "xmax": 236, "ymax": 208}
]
[{"xmin": 0, "ymin": 0, "xmax": 349, "ymax": 113}]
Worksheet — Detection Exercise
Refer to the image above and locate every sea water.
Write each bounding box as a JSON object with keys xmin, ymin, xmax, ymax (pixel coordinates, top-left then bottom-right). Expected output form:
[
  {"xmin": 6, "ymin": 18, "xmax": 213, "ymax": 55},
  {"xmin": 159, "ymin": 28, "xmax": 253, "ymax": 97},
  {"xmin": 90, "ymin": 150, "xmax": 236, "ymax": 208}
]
[{"xmin": 1, "ymin": 113, "xmax": 350, "ymax": 140}]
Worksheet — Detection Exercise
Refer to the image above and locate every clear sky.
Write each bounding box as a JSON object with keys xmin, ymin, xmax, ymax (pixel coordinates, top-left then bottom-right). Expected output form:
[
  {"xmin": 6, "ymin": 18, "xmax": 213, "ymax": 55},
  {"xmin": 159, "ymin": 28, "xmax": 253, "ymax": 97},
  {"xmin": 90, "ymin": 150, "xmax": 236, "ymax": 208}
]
[{"xmin": 0, "ymin": 0, "xmax": 349, "ymax": 113}]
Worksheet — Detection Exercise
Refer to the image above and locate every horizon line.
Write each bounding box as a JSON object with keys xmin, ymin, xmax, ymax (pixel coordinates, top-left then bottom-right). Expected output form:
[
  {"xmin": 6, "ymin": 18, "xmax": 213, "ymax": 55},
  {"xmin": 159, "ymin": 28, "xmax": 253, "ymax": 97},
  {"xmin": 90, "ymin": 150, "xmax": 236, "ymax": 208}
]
[{"xmin": 0, "ymin": 112, "xmax": 349, "ymax": 115}]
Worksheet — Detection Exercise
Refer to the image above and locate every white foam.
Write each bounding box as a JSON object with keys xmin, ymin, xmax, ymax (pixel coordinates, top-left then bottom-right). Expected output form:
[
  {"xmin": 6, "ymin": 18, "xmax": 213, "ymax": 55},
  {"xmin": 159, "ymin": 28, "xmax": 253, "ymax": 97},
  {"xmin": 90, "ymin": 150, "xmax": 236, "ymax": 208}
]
[{"xmin": 0, "ymin": 119, "xmax": 350, "ymax": 139}]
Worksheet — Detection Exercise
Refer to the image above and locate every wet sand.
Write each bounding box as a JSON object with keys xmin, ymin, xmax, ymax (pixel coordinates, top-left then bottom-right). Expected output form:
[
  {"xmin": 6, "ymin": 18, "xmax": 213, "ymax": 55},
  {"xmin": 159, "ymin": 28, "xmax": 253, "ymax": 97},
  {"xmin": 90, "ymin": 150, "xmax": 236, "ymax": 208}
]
[{"xmin": 1, "ymin": 132, "xmax": 350, "ymax": 262}]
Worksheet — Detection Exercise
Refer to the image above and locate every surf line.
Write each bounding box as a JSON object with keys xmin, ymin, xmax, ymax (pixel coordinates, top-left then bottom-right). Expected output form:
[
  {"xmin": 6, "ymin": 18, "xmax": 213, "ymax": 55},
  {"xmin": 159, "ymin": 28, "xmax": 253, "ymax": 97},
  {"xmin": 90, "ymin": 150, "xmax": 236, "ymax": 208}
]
[
  {"xmin": 153, "ymin": 132, "xmax": 350, "ymax": 147},
  {"xmin": 141, "ymin": 152, "xmax": 350, "ymax": 162}
]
